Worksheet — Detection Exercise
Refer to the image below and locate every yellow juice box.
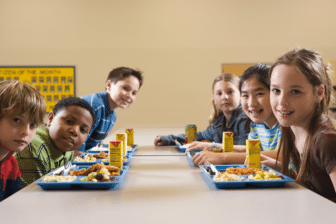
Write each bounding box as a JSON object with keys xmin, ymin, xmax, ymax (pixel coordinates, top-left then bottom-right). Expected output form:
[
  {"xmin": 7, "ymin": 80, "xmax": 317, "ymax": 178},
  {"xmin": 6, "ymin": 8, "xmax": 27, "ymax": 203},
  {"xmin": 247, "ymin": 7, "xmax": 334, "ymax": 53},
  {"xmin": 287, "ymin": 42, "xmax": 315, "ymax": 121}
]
[
  {"xmin": 125, "ymin": 128, "xmax": 134, "ymax": 148},
  {"xmin": 246, "ymin": 139, "xmax": 261, "ymax": 168},
  {"xmin": 116, "ymin": 133, "xmax": 127, "ymax": 156},
  {"xmin": 185, "ymin": 124, "xmax": 197, "ymax": 144},
  {"xmin": 109, "ymin": 141, "xmax": 123, "ymax": 170},
  {"xmin": 222, "ymin": 132, "xmax": 233, "ymax": 152}
]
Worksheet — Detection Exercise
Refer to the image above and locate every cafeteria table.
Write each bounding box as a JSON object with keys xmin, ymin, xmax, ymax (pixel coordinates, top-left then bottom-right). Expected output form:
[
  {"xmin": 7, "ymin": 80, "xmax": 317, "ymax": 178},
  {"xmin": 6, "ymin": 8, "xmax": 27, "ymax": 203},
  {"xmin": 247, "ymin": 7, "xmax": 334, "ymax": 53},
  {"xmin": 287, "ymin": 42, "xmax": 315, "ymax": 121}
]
[{"xmin": 1, "ymin": 127, "xmax": 336, "ymax": 224}]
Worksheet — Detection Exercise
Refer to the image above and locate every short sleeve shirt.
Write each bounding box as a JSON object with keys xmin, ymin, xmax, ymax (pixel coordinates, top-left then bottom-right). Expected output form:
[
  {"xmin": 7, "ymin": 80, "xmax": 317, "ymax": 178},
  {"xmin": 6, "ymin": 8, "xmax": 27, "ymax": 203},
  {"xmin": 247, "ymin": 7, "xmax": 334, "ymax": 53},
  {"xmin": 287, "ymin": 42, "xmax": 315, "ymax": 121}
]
[{"xmin": 301, "ymin": 119, "xmax": 336, "ymax": 202}]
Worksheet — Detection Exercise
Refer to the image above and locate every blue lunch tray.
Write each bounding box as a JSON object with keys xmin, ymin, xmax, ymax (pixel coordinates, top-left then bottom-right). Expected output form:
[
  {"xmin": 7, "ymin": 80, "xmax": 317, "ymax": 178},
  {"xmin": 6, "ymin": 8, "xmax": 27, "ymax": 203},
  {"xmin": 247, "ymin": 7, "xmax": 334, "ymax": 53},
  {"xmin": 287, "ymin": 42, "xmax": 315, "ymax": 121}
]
[
  {"xmin": 87, "ymin": 144, "xmax": 137, "ymax": 155},
  {"xmin": 36, "ymin": 165, "xmax": 129, "ymax": 190},
  {"xmin": 200, "ymin": 164, "xmax": 295, "ymax": 189}
]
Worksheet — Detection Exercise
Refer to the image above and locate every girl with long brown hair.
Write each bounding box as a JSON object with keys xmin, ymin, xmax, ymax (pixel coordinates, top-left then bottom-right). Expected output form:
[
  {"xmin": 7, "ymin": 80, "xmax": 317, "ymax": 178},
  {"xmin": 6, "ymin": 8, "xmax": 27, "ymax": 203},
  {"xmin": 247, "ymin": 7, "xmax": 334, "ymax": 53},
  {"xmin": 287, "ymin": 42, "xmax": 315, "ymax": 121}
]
[{"xmin": 268, "ymin": 48, "xmax": 336, "ymax": 202}]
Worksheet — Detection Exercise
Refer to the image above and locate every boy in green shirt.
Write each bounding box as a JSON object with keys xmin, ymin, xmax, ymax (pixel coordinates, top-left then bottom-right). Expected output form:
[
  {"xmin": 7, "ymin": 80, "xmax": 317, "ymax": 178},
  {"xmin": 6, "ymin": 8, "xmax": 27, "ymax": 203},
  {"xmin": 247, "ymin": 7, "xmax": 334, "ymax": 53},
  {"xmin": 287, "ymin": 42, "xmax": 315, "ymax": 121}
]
[{"xmin": 15, "ymin": 97, "xmax": 95, "ymax": 186}]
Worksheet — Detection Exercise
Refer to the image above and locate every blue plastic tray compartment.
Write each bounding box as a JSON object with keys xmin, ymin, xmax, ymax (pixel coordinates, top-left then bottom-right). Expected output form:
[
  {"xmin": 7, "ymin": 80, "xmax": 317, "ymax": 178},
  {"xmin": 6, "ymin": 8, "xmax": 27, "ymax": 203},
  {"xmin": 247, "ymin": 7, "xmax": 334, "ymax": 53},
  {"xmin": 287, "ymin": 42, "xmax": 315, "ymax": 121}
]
[
  {"xmin": 36, "ymin": 166, "xmax": 129, "ymax": 190},
  {"xmin": 200, "ymin": 164, "xmax": 295, "ymax": 189},
  {"xmin": 186, "ymin": 150, "xmax": 201, "ymax": 167}
]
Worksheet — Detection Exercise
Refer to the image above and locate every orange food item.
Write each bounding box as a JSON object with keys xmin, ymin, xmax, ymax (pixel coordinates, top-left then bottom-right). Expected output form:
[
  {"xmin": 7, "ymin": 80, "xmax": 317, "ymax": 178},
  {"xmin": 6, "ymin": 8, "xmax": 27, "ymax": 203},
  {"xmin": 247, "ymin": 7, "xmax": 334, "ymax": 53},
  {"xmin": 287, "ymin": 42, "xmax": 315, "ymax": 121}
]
[
  {"xmin": 224, "ymin": 167, "xmax": 266, "ymax": 175},
  {"xmin": 69, "ymin": 163, "xmax": 120, "ymax": 176},
  {"xmin": 203, "ymin": 148, "xmax": 223, "ymax": 153},
  {"xmin": 88, "ymin": 151, "xmax": 108, "ymax": 159}
]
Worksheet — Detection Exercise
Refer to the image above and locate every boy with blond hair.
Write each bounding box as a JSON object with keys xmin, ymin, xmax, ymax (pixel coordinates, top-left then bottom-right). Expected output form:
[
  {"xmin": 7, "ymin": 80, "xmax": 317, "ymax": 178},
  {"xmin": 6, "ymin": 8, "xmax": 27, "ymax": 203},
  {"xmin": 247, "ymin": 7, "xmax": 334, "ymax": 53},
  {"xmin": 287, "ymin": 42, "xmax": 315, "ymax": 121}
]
[{"xmin": 0, "ymin": 80, "xmax": 46, "ymax": 201}]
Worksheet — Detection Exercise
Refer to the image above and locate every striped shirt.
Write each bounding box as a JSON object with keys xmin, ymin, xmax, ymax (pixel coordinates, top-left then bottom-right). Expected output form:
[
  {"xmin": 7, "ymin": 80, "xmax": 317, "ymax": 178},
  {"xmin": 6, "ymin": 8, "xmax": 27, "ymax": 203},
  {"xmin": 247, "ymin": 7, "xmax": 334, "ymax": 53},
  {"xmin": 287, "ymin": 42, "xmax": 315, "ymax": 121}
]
[
  {"xmin": 14, "ymin": 127, "xmax": 74, "ymax": 186},
  {"xmin": 248, "ymin": 122, "xmax": 281, "ymax": 151},
  {"xmin": 78, "ymin": 91, "xmax": 116, "ymax": 151}
]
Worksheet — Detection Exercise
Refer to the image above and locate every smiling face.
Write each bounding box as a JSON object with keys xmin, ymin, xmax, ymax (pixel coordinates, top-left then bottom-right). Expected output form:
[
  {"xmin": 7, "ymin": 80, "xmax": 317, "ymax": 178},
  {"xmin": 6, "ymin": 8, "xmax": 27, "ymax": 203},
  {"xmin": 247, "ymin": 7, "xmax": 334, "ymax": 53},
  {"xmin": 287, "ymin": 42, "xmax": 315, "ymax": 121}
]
[
  {"xmin": 240, "ymin": 76, "xmax": 277, "ymax": 128},
  {"xmin": 270, "ymin": 64, "xmax": 322, "ymax": 128},
  {"xmin": 213, "ymin": 80, "xmax": 240, "ymax": 115},
  {"xmin": 47, "ymin": 106, "xmax": 93, "ymax": 153},
  {"xmin": 0, "ymin": 112, "xmax": 38, "ymax": 160},
  {"xmin": 106, "ymin": 75, "xmax": 140, "ymax": 110}
]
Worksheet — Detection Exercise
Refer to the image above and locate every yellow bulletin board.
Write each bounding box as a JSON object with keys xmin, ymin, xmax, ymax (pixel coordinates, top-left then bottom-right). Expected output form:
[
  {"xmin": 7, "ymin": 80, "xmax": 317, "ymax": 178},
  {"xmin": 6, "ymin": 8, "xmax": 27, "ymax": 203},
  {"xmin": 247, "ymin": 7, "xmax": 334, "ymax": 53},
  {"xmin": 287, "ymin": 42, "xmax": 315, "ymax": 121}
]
[
  {"xmin": 222, "ymin": 63, "xmax": 272, "ymax": 77},
  {"xmin": 0, "ymin": 66, "xmax": 76, "ymax": 112}
]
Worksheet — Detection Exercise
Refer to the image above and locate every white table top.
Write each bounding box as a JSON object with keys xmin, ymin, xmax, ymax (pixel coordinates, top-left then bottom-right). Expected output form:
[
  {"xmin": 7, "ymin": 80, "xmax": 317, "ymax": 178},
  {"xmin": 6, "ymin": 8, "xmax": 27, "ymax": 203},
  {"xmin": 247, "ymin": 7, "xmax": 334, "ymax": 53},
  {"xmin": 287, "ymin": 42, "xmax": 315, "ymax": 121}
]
[{"xmin": 1, "ymin": 127, "xmax": 336, "ymax": 224}]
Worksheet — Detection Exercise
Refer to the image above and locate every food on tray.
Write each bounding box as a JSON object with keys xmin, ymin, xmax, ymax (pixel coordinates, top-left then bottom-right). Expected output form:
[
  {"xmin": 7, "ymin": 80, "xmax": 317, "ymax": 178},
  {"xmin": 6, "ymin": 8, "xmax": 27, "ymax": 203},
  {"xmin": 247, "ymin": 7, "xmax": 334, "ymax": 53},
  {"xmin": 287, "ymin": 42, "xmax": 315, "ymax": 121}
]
[
  {"xmin": 213, "ymin": 172, "xmax": 244, "ymax": 181},
  {"xmin": 203, "ymin": 148, "xmax": 223, "ymax": 153},
  {"xmin": 69, "ymin": 163, "xmax": 120, "ymax": 176},
  {"xmin": 88, "ymin": 151, "xmax": 108, "ymax": 159},
  {"xmin": 248, "ymin": 170, "xmax": 282, "ymax": 180},
  {"xmin": 224, "ymin": 167, "xmax": 266, "ymax": 175},
  {"xmin": 74, "ymin": 155, "xmax": 97, "ymax": 162},
  {"xmin": 42, "ymin": 175, "xmax": 77, "ymax": 182},
  {"xmin": 79, "ymin": 167, "xmax": 116, "ymax": 182}
]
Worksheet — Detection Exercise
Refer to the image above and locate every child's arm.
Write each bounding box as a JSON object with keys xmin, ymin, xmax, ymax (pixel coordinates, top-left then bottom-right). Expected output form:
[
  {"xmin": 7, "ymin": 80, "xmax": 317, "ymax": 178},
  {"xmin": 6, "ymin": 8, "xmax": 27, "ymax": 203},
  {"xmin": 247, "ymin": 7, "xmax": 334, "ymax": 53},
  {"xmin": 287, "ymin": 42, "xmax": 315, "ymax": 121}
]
[
  {"xmin": 192, "ymin": 151, "xmax": 246, "ymax": 166},
  {"xmin": 185, "ymin": 141, "xmax": 216, "ymax": 152},
  {"xmin": 192, "ymin": 149, "xmax": 280, "ymax": 166},
  {"xmin": 260, "ymin": 154, "xmax": 282, "ymax": 171},
  {"xmin": 233, "ymin": 145, "xmax": 246, "ymax": 152},
  {"xmin": 155, "ymin": 134, "xmax": 186, "ymax": 146}
]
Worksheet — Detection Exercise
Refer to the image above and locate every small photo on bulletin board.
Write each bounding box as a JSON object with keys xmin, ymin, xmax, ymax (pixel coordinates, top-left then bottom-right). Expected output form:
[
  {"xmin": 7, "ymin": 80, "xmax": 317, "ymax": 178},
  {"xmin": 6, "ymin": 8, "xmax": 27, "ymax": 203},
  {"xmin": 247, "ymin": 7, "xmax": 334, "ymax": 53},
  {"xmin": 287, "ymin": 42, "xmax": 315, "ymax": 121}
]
[
  {"xmin": 0, "ymin": 66, "xmax": 76, "ymax": 112},
  {"xmin": 222, "ymin": 63, "xmax": 272, "ymax": 77}
]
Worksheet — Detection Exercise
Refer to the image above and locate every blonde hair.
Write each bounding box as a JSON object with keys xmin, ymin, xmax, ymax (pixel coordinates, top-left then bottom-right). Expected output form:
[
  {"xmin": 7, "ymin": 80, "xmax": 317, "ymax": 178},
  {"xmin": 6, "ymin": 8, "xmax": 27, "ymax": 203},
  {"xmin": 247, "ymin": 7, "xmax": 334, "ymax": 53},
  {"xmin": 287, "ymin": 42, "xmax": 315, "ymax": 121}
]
[
  {"xmin": 209, "ymin": 73, "xmax": 240, "ymax": 126},
  {"xmin": 0, "ymin": 80, "xmax": 46, "ymax": 124},
  {"xmin": 270, "ymin": 48, "xmax": 333, "ymax": 183}
]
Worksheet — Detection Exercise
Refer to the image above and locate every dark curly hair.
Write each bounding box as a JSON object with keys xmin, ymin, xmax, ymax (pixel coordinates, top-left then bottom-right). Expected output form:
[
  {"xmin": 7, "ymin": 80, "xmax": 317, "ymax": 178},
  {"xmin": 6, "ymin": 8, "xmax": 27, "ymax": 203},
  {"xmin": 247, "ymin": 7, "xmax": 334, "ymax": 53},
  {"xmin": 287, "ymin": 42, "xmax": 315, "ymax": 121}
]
[{"xmin": 52, "ymin": 97, "xmax": 95, "ymax": 126}]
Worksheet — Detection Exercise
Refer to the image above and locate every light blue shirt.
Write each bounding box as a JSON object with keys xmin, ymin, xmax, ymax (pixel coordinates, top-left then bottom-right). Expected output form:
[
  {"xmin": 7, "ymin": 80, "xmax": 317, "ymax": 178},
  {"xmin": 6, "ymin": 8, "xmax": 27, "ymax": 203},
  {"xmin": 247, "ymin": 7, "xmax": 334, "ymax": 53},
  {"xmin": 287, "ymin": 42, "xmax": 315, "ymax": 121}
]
[{"xmin": 248, "ymin": 122, "xmax": 281, "ymax": 151}]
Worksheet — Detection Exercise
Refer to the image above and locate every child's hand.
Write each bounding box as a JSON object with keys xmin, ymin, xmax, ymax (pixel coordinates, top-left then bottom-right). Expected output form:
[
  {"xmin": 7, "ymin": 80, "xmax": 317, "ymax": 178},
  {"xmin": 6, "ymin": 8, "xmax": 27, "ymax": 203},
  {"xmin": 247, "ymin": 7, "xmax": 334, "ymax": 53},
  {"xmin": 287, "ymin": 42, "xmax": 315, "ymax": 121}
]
[
  {"xmin": 260, "ymin": 154, "xmax": 282, "ymax": 171},
  {"xmin": 191, "ymin": 150, "xmax": 224, "ymax": 166},
  {"xmin": 185, "ymin": 141, "xmax": 215, "ymax": 153},
  {"xmin": 154, "ymin": 136, "xmax": 163, "ymax": 146}
]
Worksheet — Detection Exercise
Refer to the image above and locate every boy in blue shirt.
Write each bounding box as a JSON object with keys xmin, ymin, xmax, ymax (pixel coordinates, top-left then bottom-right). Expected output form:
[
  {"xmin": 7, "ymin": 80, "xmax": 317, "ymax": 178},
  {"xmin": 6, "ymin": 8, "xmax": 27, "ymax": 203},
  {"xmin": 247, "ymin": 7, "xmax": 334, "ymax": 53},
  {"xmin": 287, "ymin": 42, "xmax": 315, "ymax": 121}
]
[{"xmin": 75, "ymin": 67, "xmax": 144, "ymax": 155}]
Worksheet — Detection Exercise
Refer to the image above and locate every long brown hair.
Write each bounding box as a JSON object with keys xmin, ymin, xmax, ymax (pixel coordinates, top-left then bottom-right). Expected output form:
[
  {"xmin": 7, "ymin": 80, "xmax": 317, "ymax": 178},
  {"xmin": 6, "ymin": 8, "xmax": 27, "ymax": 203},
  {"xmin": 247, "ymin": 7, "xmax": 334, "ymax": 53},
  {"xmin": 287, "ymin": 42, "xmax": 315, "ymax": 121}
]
[
  {"xmin": 270, "ymin": 48, "xmax": 333, "ymax": 183},
  {"xmin": 209, "ymin": 73, "xmax": 240, "ymax": 126}
]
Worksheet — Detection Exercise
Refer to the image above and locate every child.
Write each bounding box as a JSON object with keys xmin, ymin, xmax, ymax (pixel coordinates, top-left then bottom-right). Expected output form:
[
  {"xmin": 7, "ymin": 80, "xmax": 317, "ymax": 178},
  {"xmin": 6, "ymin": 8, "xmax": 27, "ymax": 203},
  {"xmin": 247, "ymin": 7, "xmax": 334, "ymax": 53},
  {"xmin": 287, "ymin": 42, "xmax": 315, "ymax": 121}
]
[
  {"xmin": 15, "ymin": 97, "xmax": 95, "ymax": 186},
  {"xmin": 239, "ymin": 63, "xmax": 280, "ymax": 151},
  {"xmin": 192, "ymin": 64, "xmax": 281, "ymax": 166},
  {"xmin": 0, "ymin": 80, "xmax": 46, "ymax": 201},
  {"xmin": 75, "ymin": 67, "xmax": 144, "ymax": 156},
  {"xmin": 267, "ymin": 48, "xmax": 336, "ymax": 202},
  {"xmin": 154, "ymin": 73, "xmax": 251, "ymax": 150}
]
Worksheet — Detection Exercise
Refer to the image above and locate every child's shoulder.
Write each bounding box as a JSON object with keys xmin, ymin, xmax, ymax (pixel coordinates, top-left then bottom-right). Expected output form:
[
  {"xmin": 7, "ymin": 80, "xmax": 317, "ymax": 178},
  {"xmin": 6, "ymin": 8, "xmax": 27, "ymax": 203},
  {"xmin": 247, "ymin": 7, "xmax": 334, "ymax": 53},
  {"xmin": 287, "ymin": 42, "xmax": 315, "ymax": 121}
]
[
  {"xmin": 312, "ymin": 117, "xmax": 336, "ymax": 144},
  {"xmin": 16, "ymin": 127, "xmax": 49, "ymax": 158},
  {"xmin": 81, "ymin": 91, "xmax": 110, "ymax": 110},
  {"xmin": 2, "ymin": 153, "xmax": 20, "ymax": 174}
]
